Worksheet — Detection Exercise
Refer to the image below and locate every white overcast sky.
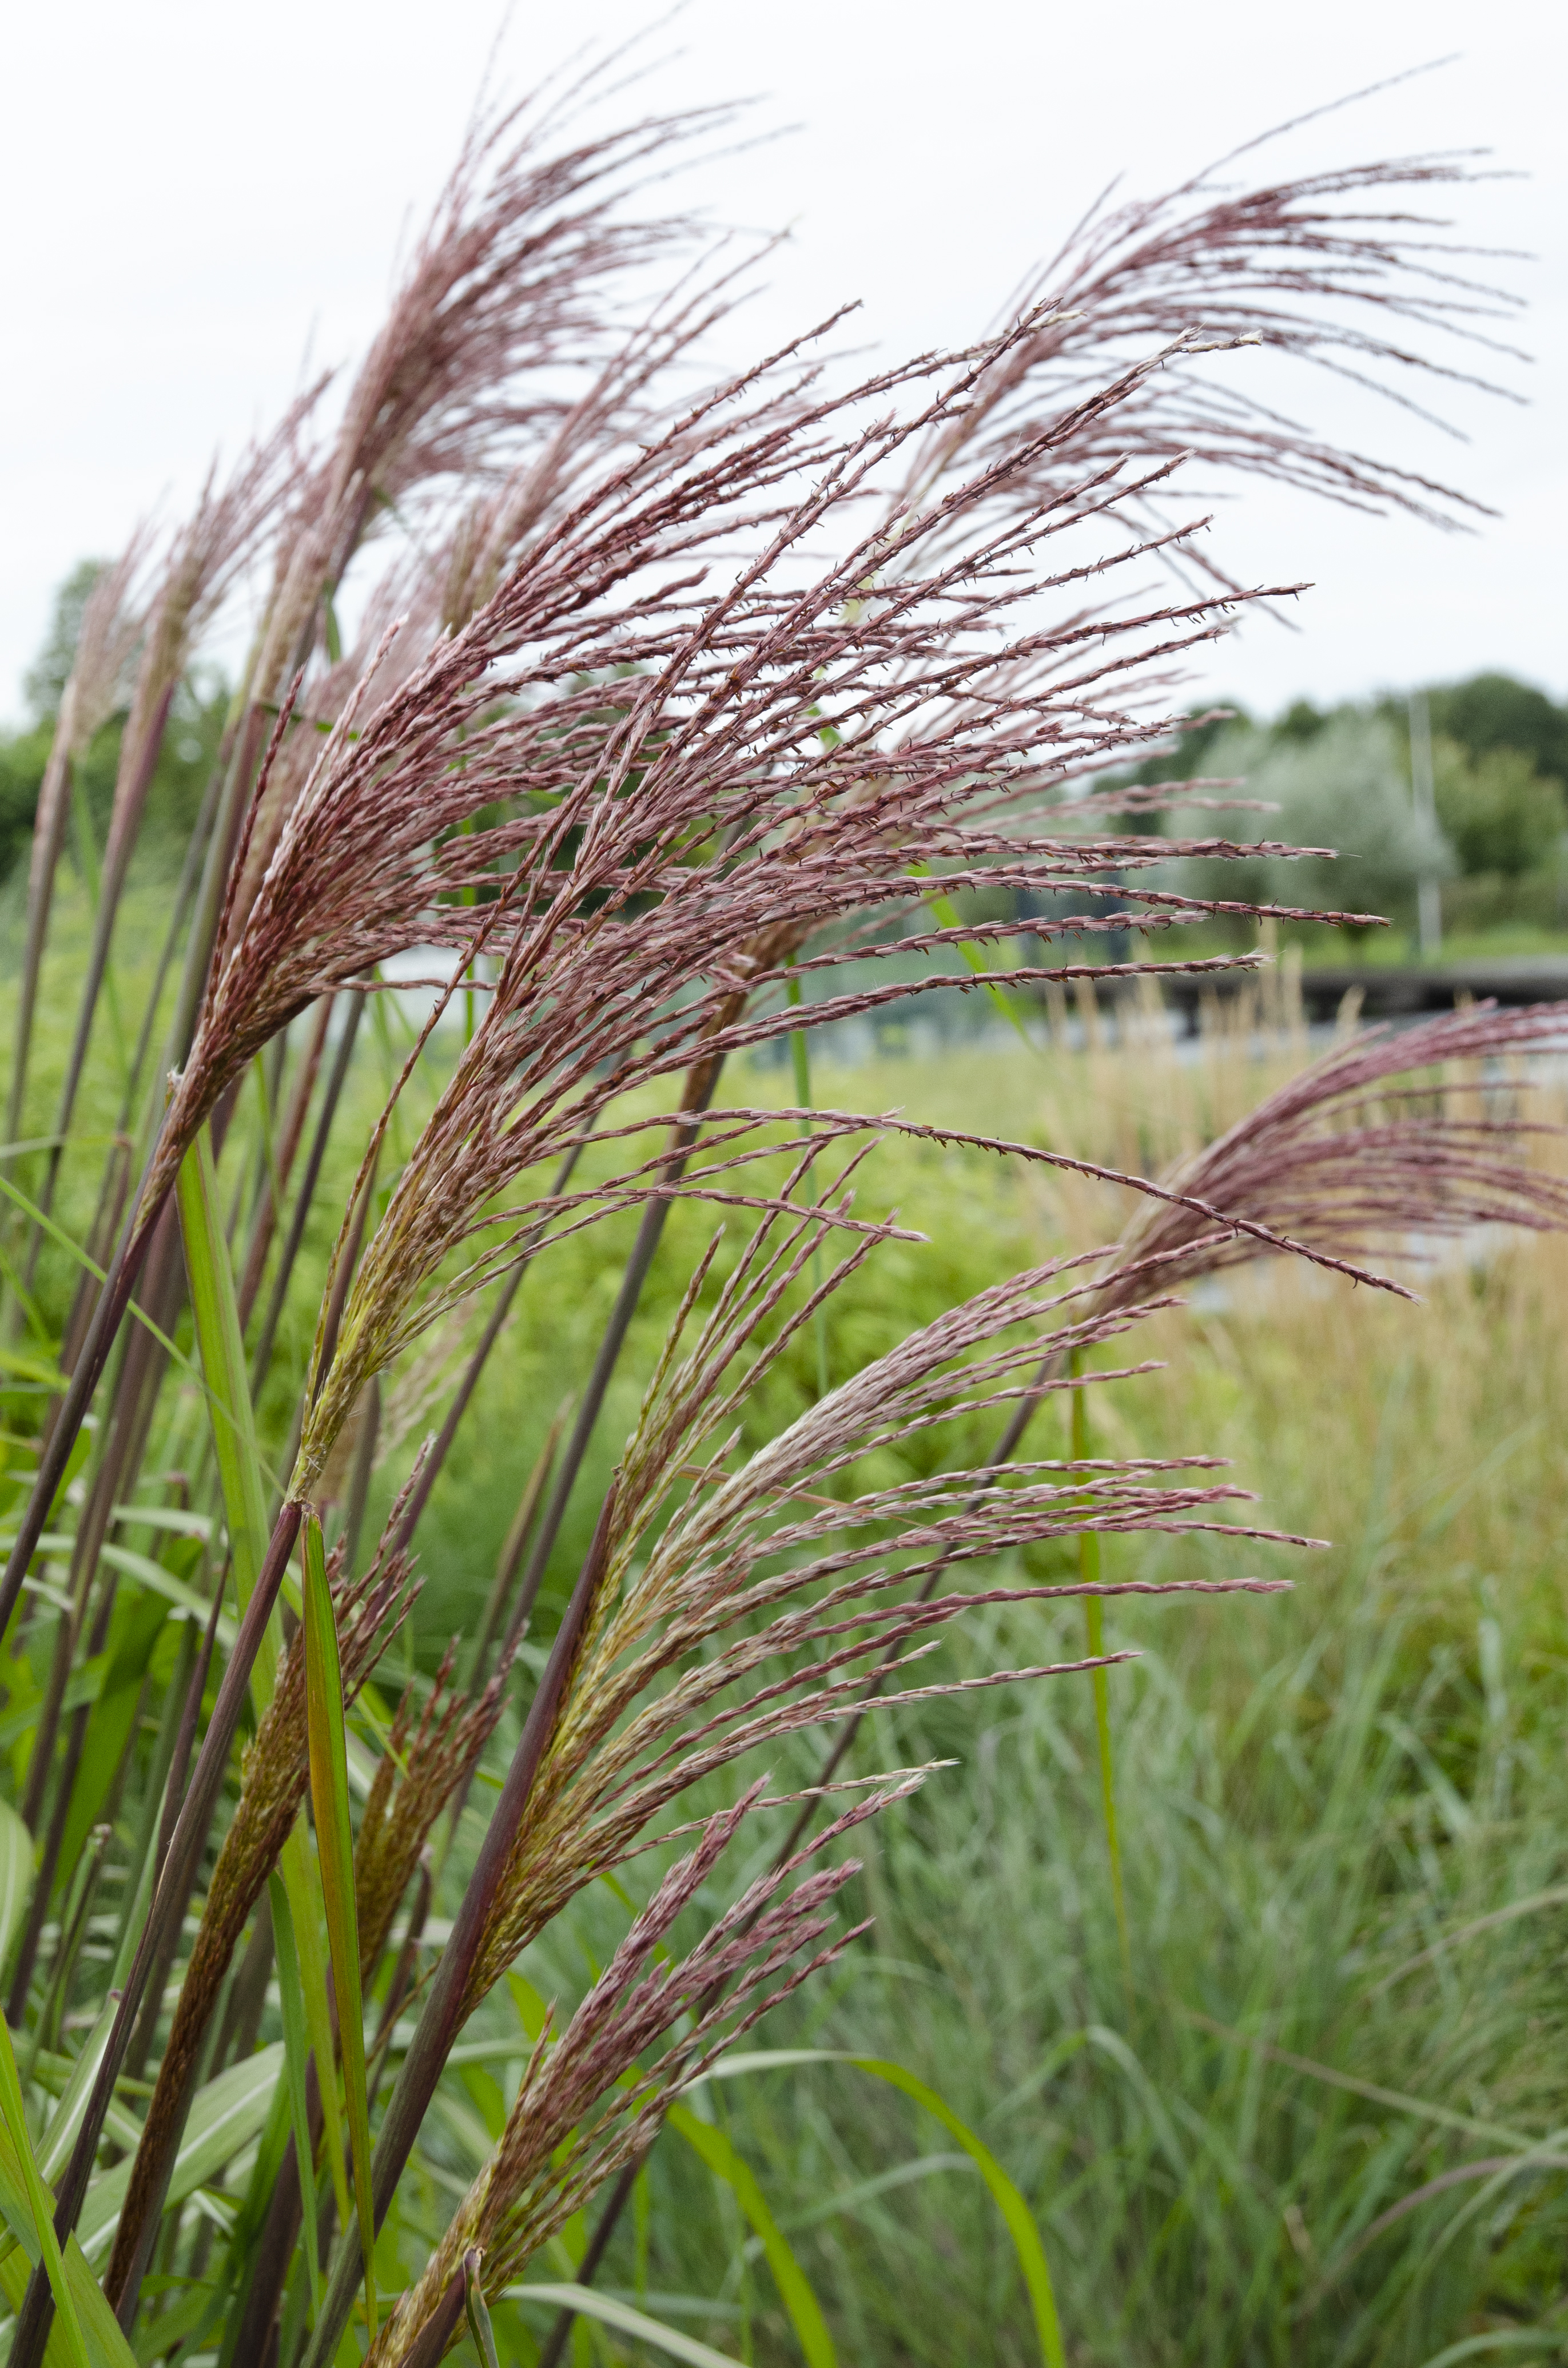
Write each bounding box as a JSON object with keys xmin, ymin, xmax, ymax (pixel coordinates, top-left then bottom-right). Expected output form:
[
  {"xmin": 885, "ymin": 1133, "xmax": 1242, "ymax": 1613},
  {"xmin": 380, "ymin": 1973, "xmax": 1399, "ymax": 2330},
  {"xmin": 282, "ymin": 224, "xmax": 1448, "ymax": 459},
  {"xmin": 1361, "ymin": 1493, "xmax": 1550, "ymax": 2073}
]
[{"xmin": 1, "ymin": 0, "xmax": 1562, "ymax": 726}]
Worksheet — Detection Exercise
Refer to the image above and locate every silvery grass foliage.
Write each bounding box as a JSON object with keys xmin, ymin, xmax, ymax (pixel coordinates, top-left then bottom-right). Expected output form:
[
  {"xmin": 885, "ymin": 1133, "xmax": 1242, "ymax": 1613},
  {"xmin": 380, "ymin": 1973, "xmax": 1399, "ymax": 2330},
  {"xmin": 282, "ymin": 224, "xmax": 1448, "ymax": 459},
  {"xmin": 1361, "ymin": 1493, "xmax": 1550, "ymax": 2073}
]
[
  {"xmin": 1163, "ymin": 709, "xmax": 1455, "ymax": 919},
  {"xmin": 0, "ymin": 49, "xmax": 1557, "ymax": 2368}
]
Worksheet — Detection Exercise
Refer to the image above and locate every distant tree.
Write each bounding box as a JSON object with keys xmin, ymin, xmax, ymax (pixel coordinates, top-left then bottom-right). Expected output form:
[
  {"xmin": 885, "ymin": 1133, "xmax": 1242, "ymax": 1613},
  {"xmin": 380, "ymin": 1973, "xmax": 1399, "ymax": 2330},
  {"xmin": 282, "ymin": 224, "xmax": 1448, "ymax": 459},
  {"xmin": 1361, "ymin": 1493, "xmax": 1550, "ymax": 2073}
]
[
  {"xmin": 1165, "ymin": 711, "xmax": 1453, "ymax": 923},
  {"xmin": 1431, "ymin": 736, "xmax": 1566, "ymax": 877},
  {"xmin": 1425, "ymin": 672, "xmax": 1568, "ymax": 785},
  {"xmin": 1275, "ymin": 698, "xmax": 1328, "ymax": 744},
  {"xmin": 0, "ymin": 724, "xmax": 54, "ymax": 888},
  {"xmin": 1117, "ymin": 703, "xmax": 1252, "ymax": 788},
  {"xmin": 0, "ymin": 567, "xmax": 228, "ymax": 890}
]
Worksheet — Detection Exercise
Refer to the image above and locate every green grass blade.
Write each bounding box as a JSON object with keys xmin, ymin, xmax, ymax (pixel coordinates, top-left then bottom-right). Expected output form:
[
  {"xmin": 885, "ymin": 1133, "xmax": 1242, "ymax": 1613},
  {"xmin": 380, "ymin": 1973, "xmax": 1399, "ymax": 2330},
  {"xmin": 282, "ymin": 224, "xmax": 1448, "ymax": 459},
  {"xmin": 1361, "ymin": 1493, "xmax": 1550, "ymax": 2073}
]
[
  {"xmin": 269, "ymin": 1870, "xmax": 323, "ymax": 2318},
  {"xmin": 847, "ymin": 2059, "xmax": 1064, "ymax": 2368},
  {"xmin": 0, "ymin": 1797, "xmax": 35, "ymax": 1988},
  {"xmin": 1413, "ymin": 2339, "xmax": 1568, "ymax": 2368},
  {"xmin": 0, "ymin": 2225, "xmax": 140, "ymax": 2368},
  {"xmin": 91, "ymin": 1544, "xmax": 236, "ymax": 1647},
  {"xmin": 120, "ymin": 2280, "xmax": 217, "ymax": 2361},
  {"xmin": 0, "ymin": 1349, "xmax": 66, "ymax": 1390},
  {"xmin": 506, "ymin": 2284, "xmax": 745, "ymax": 2366},
  {"xmin": 217, "ymin": 2068, "xmax": 293, "ymax": 2325},
  {"xmin": 694, "ymin": 2051, "xmax": 1065, "ymax": 2368},
  {"xmin": 74, "ymin": 2043, "xmax": 286, "ymax": 2262},
  {"xmin": 108, "ymin": 1734, "xmax": 177, "ymax": 1998},
  {"xmin": 0, "ymin": 2010, "xmax": 90, "ymax": 2368},
  {"xmin": 1069, "ymin": 1352, "xmax": 1132, "ymax": 1991},
  {"xmin": 278, "ymin": 1827, "xmax": 349, "ymax": 2243},
  {"xmin": 909, "ymin": 863, "xmax": 1038, "ymax": 1051},
  {"xmin": 37, "ymin": 1993, "xmax": 118, "ymax": 2187},
  {"xmin": 174, "ymin": 1126, "xmax": 280, "ymax": 1706},
  {"xmin": 56, "ymin": 1593, "xmax": 166, "ymax": 1889},
  {"xmin": 0, "ymin": 1171, "xmax": 231, "ymax": 1419},
  {"xmin": 302, "ymin": 1511, "xmax": 376, "ymax": 2341},
  {"xmin": 664, "ymin": 2100, "xmax": 836, "ymax": 2367}
]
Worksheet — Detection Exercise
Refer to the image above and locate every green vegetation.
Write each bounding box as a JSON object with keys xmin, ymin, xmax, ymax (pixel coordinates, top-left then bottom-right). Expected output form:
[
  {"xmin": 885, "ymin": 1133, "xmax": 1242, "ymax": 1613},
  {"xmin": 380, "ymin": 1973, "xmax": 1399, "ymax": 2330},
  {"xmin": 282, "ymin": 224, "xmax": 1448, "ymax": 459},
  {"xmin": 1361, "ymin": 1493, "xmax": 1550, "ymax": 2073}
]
[
  {"xmin": 1113, "ymin": 676, "xmax": 1568, "ymax": 959},
  {"xmin": 0, "ymin": 569, "xmax": 230, "ymax": 884}
]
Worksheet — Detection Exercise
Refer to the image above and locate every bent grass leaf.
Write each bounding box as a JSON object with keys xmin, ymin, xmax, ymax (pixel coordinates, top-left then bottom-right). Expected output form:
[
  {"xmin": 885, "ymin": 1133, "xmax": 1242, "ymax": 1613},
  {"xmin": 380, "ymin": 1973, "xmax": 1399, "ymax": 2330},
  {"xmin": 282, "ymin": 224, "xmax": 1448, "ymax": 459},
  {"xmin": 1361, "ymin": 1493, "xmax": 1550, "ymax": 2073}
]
[
  {"xmin": 37, "ymin": 1994, "xmax": 119, "ymax": 2190},
  {"xmin": 57, "ymin": 1595, "xmax": 167, "ymax": 1889},
  {"xmin": 0, "ymin": 2219, "xmax": 137, "ymax": 2368},
  {"xmin": 303, "ymin": 1510, "xmax": 377, "ymax": 2341},
  {"xmin": 1, "ymin": 1534, "xmax": 233, "ymax": 1648},
  {"xmin": 75, "ymin": 2044, "xmax": 285, "ymax": 2263},
  {"xmin": 109, "ymin": 1505, "xmax": 214, "ymax": 1543},
  {"xmin": 507, "ymin": 2283, "xmax": 749, "ymax": 2367},
  {"xmin": 0, "ymin": 2012, "xmax": 91, "ymax": 2368},
  {"xmin": 1412, "ymin": 2339, "xmax": 1568, "ymax": 2368},
  {"xmin": 0, "ymin": 1172, "xmax": 216, "ymax": 1409},
  {"xmin": 663, "ymin": 2101, "xmax": 836, "ymax": 2368},
  {"xmin": 700, "ymin": 2052, "xmax": 1065, "ymax": 2368},
  {"xmin": 845, "ymin": 2059, "xmax": 1064, "ymax": 2368},
  {"xmin": 92, "ymin": 1545, "xmax": 237, "ymax": 1649},
  {"xmin": 0, "ymin": 1350, "xmax": 67, "ymax": 1392},
  {"xmin": 178, "ymin": 1119, "xmax": 351, "ymax": 2295},
  {"xmin": 174, "ymin": 1126, "xmax": 280, "ymax": 1702}
]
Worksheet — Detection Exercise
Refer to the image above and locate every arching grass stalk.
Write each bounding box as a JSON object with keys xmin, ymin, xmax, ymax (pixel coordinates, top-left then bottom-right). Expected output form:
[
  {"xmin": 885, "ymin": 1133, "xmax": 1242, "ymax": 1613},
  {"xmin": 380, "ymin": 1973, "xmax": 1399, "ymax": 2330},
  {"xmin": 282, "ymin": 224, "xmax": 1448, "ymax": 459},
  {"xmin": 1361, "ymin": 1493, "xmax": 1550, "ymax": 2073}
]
[
  {"xmin": 5, "ymin": 538, "xmax": 148, "ymax": 1157},
  {"xmin": 45, "ymin": 412, "xmax": 324, "ymax": 1193}
]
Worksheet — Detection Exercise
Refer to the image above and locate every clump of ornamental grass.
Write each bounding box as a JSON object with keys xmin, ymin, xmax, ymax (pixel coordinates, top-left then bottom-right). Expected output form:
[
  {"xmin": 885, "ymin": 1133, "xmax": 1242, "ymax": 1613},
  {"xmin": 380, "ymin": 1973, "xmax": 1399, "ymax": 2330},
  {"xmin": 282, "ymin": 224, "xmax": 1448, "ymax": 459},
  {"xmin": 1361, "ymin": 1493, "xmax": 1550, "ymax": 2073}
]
[
  {"xmin": 0, "ymin": 81, "xmax": 1517, "ymax": 1606},
  {"xmin": 0, "ymin": 55, "xmax": 1555, "ymax": 2368},
  {"xmin": 2, "ymin": 305, "xmax": 1368, "ymax": 1666}
]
